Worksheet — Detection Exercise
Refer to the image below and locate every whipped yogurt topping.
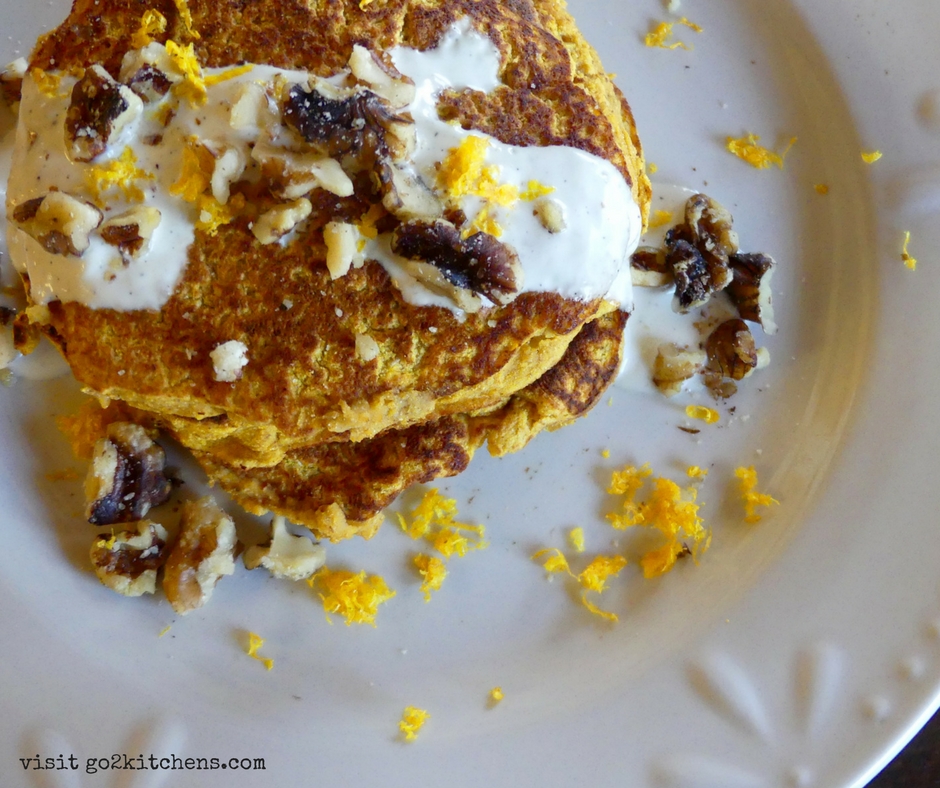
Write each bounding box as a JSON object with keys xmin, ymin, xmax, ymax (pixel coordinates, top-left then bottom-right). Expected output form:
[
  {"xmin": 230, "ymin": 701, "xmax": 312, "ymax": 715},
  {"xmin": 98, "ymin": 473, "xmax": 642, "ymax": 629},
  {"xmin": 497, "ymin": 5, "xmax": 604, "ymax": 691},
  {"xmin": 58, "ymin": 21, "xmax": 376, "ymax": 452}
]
[{"xmin": 4, "ymin": 19, "xmax": 641, "ymax": 313}]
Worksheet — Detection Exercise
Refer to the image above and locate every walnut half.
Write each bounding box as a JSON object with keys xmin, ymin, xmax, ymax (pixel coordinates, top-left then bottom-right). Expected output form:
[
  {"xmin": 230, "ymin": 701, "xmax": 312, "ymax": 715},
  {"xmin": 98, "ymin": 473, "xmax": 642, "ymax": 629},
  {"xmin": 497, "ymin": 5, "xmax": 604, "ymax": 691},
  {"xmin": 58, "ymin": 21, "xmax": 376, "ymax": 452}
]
[
  {"xmin": 666, "ymin": 194, "xmax": 738, "ymax": 312},
  {"xmin": 84, "ymin": 422, "xmax": 172, "ymax": 525},
  {"xmin": 11, "ymin": 192, "xmax": 103, "ymax": 257},
  {"xmin": 64, "ymin": 64, "xmax": 143, "ymax": 163},
  {"xmin": 90, "ymin": 520, "xmax": 170, "ymax": 597},
  {"xmin": 391, "ymin": 218, "xmax": 523, "ymax": 307},
  {"xmin": 705, "ymin": 318, "xmax": 769, "ymax": 382},
  {"xmin": 727, "ymin": 252, "xmax": 777, "ymax": 335},
  {"xmin": 162, "ymin": 497, "xmax": 237, "ymax": 615}
]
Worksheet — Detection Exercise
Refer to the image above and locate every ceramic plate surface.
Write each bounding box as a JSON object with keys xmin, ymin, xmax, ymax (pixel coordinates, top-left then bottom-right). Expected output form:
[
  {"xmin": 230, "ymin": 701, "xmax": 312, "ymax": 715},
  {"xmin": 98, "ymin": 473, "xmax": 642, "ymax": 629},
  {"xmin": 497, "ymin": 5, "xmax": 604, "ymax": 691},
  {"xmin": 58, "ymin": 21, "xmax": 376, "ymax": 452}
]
[{"xmin": 2, "ymin": 1, "xmax": 939, "ymax": 786}]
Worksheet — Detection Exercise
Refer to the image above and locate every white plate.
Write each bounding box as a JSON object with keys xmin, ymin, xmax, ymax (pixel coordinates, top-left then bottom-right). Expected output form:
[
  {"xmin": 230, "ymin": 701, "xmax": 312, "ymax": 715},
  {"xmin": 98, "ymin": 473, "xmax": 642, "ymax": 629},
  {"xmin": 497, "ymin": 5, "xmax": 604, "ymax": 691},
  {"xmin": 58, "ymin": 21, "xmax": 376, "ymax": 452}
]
[{"xmin": 2, "ymin": 1, "xmax": 939, "ymax": 786}]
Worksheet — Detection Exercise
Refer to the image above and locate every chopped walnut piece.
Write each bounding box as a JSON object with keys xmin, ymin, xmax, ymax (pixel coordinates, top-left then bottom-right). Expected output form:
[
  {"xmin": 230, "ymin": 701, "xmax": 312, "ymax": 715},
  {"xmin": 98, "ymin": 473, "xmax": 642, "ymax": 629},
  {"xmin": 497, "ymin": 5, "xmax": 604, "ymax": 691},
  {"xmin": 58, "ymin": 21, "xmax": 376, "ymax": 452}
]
[
  {"xmin": 392, "ymin": 218, "xmax": 523, "ymax": 307},
  {"xmin": 323, "ymin": 221, "xmax": 361, "ymax": 279},
  {"xmin": 665, "ymin": 193, "xmax": 738, "ymax": 312},
  {"xmin": 251, "ymin": 142, "xmax": 353, "ymax": 200},
  {"xmin": 355, "ymin": 332, "xmax": 380, "ymax": 362},
  {"xmin": 347, "ymin": 45, "xmax": 416, "ymax": 109},
  {"xmin": 99, "ymin": 206, "xmax": 161, "ymax": 262},
  {"xmin": 243, "ymin": 515, "xmax": 326, "ymax": 581},
  {"xmin": 534, "ymin": 197, "xmax": 566, "ymax": 234},
  {"xmin": 685, "ymin": 193, "xmax": 739, "ymax": 259},
  {"xmin": 90, "ymin": 520, "xmax": 170, "ymax": 597},
  {"xmin": 210, "ymin": 339, "xmax": 248, "ymax": 382},
  {"xmin": 728, "ymin": 252, "xmax": 777, "ymax": 335},
  {"xmin": 64, "ymin": 65, "xmax": 143, "ymax": 163},
  {"xmin": 666, "ymin": 238, "xmax": 713, "ymax": 312},
  {"xmin": 376, "ymin": 160, "xmax": 443, "ymax": 221},
  {"xmin": 705, "ymin": 318, "xmax": 761, "ymax": 381},
  {"xmin": 162, "ymin": 496, "xmax": 237, "ymax": 614},
  {"xmin": 206, "ymin": 145, "xmax": 246, "ymax": 205},
  {"xmin": 85, "ymin": 422, "xmax": 173, "ymax": 525},
  {"xmin": 283, "ymin": 81, "xmax": 413, "ymax": 162},
  {"xmin": 11, "ymin": 192, "xmax": 103, "ymax": 257},
  {"xmin": 0, "ymin": 57, "xmax": 27, "ymax": 108},
  {"xmin": 125, "ymin": 64, "xmax": 173, "ymax": 103},
  {"xmin": 652, "ymin": 343, "xmax": 707, "ymax": 396},
  {"xmin": 251, "ymin": 198, "xmax": 312, "ymax": 245},
  {"xmin": 229, "ymin": 80, "xmax": 276, "ymax": 131},
  {"xmin": 630, "ymin": 246, "xmax": 672, "ymax": 287}
]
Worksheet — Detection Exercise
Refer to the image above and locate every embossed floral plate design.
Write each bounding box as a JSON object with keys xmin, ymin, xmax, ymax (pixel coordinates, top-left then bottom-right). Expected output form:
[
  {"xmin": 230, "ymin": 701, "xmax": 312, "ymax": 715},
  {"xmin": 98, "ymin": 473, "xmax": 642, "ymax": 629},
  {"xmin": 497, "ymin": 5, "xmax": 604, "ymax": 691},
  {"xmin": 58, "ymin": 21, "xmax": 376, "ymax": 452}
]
[{"xmin": 2, "ymin": 1, "xmax": 939, "ymax": 786}]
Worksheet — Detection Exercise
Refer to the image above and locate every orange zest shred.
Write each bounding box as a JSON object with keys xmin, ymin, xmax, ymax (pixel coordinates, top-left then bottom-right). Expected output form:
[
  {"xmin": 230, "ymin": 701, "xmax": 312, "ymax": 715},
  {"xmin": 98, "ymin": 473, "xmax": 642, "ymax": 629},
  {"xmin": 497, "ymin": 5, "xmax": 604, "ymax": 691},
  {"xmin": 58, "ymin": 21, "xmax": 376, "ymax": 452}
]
[
  {"xmin": 861, "ymin": 150, "xmax": 883, "ymax": 164},
  {"xmin": 568, "ymin": 527, "xmax": 585, "ymax": 553},
  {"xmin": 166, "ymin": 39, "xmax": 206, "ymax": 106},
  {"xmin": 607, "ymin": 464, "xmax": 710, "ymax": 578},
  {"xmin": 686, "ymin": 404, "xmax": 720, "ymax": 424},
  {"xmin": 814, "ymin": 183, "xmax": 830, "ymax": 195},
  {"xmin": 648, "ymin": 209, "xmax": 673, "ymax": 229},
  {"xmin": 644, "ymin": 18, "xmax": 702, "ymax": 50},
  {"xmin": 170, "ymin": 138, "xmax": 214, "ymax": 202},
  {"xmin": 489, "ymin": 687, "xmax": 504, "ymax": 704},
  {"xmin": 726, "ymin": 134, "xmax": 796, "ymax": 170},
  {"xmin": 437, "ymin": 135, "xmax": 530, "ymax": 238},
  {"xmin": 307, "ymin": 567, "xmax": 396, "ymax": 626},
  {"xmin": 735, "ymin": 466, "xmax": 779, "ymax": 523},
  {"xmin": 901, "ymin": 231, "xmax": 917, "ymax": 271},
  {"xmin": 686, "ymin": 466, "xmax": 708, "ymax": 480},
  {"xmin": 532, "ymin": 547, "xmax": 572, "ymax": 576},
  {"xmin": 131, "ymin": 10, "xmax": 167, "ymax": 49},
  {"xmin": 399, "ymin": 706, "xmax": 429, "ymax": 741},
  {"xmin": 246, "ymin": 632, "xmax": 274, "ymax": 671},
  {"xmin": 84, "ymin": 147, "xmax": 153, "ymax": 203},
  {"xmin": 196, "ymin": 193, "xmax": 246, "ymax": 235},
  {"xmin": 414, "ymin": 554, "xmax": 447, "ymax": 601},
  {"xmin": 158, "ymin": 624, "xmax": 172, "ymax": 638},
  {"xmin": 532, "ymin": 547, "xmax": 627, "ymax": 621},
  {"xmin": 172, "ymin": 0, "xmax": 201, "ymax": 39},
  {"xmin": 204, "ymin": 64, "xmax": 254, "ymax": 87}
]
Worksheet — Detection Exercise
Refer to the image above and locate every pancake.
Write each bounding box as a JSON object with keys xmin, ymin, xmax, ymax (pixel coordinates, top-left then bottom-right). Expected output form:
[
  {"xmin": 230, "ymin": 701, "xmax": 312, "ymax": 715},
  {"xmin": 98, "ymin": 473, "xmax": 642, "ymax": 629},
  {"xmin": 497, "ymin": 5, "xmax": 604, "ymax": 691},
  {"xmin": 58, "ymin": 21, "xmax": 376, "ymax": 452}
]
[{"xmin": 9, "ymin": 0, "xmax": 649, "ymax": 539}]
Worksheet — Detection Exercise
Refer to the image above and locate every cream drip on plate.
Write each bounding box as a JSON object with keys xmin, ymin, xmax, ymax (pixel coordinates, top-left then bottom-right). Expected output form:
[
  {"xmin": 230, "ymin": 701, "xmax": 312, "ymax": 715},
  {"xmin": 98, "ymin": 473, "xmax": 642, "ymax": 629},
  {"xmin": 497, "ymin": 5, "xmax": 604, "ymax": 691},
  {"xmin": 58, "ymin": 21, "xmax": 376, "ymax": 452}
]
[{"xmin": 4, "ymin": 19, "xmax": 641, "ymax": 313}]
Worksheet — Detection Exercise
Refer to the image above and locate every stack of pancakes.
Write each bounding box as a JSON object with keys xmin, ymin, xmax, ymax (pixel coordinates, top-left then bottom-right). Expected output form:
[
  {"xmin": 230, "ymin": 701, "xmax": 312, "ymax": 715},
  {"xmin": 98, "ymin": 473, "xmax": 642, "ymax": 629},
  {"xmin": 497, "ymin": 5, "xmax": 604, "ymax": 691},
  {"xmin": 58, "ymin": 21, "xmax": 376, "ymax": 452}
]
[{"xmin": 26, "ymin": 0, "xmax": 650, "ymax": 540}]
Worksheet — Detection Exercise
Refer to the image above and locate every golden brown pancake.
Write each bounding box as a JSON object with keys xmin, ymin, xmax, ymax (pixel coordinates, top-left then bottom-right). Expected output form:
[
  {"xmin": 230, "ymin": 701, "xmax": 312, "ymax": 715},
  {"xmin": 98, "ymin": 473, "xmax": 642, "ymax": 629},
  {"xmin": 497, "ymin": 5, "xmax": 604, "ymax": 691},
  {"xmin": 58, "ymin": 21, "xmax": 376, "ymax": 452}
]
[{"xmin": 23, "ymin": 0, "xmax": 649, "ymax": 538}]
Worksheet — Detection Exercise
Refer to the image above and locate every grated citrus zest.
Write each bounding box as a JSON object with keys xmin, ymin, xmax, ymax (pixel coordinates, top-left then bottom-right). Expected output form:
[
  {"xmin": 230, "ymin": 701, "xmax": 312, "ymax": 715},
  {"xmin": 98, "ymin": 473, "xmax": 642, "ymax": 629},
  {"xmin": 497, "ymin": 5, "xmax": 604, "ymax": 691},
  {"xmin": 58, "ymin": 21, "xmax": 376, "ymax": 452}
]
[
  {"xmin": 686, "ymin": 405, "xmax": 720, "ymax": 424},
  {"xmin": 726, "ymin": 134, "xmax": 796, "ymax": 170},
  {"xmin": 814, "ymin": 183, "xmax": 830, "ymax": 195},
  {"xmin": 414, "ymin": 554, "xmax": 447, "ymax": 601},
  {"xmin": 204, "ymin": 64, "xmax": 254, "ymax": 87},
  {"xmin": 686, "ymin": 466, "xmax": 708, "ymax": 480},
  {"xmin": 166, "ymin": 40, "xmax": 206, "ymax": 106},
  {"xmin": 399, "ymin": 706, "xmax": 429, "ymax": 741},
  {"xmin": 172, "ymin": 0, "xmax": 201, "ymax": 39},
  {"xmin": 85, "ymin": 147, "xmax": 153, "ymax": 203},
  {"xmin": 569, "ymin": 527, "xmax": 585, "ymax": 553},
  {"xmin": 170, "ymin": 138, "xmax": 214, "ymax": 202},
  {"xmin": 246, "ymin": 632, "xmax": 274, "ymax": 670},
  {"xmin": 131, "ymin": 10, "xmax": 167, "ymax": 49},
  {"xmin": 735, "ymin": 466, "xmax": 779, "ymax": 523},
  {"xmin": 648, "ymin": 209, "xmax": 673, "ymax": 229},
  {"xmin": 861, "ymin": 150, "xmax": 883, "ymax": 164},
  {"xmin": 196, "ymin": 193, "xmax": 245, "ymax": 235},
  {"xmin": 607, "ymin": 465, "xmax": 710, "ymax": 577},
  {"xmin": 901, "ymin": 231, "xmax": 917, "ymax": 271},
  {"xmin": 308, "ymin": 567, "xmax": 396, "ymax": 626}
]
